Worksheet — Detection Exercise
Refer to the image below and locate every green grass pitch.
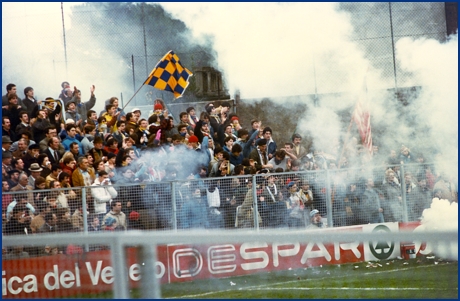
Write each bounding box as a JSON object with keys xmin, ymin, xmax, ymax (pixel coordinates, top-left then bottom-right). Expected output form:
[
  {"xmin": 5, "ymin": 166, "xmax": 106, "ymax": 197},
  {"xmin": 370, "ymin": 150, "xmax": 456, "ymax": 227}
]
[
  {"xmin": 70, "ymin": 255, "xmax": 457, "ymax": 299},
  {"xmin": 160, "ymin": 256, "xmax": 457, "ymax": 299}
]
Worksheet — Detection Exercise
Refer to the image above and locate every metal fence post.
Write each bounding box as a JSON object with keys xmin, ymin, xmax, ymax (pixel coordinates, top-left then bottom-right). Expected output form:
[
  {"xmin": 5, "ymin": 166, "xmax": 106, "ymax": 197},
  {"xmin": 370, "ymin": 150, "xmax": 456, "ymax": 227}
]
[
  {"xmin": 81, "ymin": 187, "xmax": 89, "ymax": 252},
  {"xmin": 140, "ymin": 242, "xmax": 161, "ymax": 299},
  {"xmin": 111, "ymin": 236, "xmax": 129, "ymax": 299},
  {"xmin": 325, "ymin": 169, "xmax": 333, "ymax": 228},
  {"xmin": 252, "ymin": 174, "xmax": 259, "ymax": 231},
  {"xmin": 399, "ymin": 164, "xmax": 409, "ymax": 222},
  {"xmin": 171, "ymin": 181, "xmax": 177, "ymax": 231}
]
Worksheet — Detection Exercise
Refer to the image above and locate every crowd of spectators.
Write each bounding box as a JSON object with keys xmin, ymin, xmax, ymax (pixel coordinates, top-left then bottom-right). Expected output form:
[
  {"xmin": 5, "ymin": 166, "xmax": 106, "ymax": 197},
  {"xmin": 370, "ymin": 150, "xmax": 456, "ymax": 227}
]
[{"xmin": 2, "ymin": 82, "xmax": 458, "ymax": 257}]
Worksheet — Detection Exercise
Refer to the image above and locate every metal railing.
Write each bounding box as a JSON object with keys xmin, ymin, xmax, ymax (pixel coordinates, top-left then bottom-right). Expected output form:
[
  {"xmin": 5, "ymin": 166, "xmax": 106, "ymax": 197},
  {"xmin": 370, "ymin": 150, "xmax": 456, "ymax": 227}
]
[
  {"xmin": 2, "ymin": 229, "xmax": 458, "ymax": 298},
  {"xmin": 2, "ymin": 162, "xmax": 449, "ymax": 235}
]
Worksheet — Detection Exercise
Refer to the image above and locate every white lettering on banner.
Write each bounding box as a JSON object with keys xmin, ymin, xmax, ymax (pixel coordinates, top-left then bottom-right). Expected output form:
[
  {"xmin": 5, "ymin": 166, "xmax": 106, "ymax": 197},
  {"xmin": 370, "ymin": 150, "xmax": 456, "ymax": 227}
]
[
  {"xmin": 2, "ymin": 260, "xmax": 166, "ymax": 296},
  {"xmin": 86, "ymin": 261, "xmax": 103, "ymax": 285},
  {"xmin": 272, "ymin": 242, "xmax": 300, "ymax": 267},
  {"xmin": 22, "ymin": 275, "xmax": 38, "ymax": 294},
  {"xmin": 129, "ymin": 264, "xmax": 141, "ymax": 281},
  {"xmin": 7, "ymin": 276, "xmax": 22, "ymax": 295},
  {"xmin": 208, "ymin": 245, "xmax": 237, "ymax": 274},
  {"xmin": 43, "ymin": 264, "xmax": 81, "ymax": 290},
  {"xmin": 300, "ymin": 242, "xmax": 331, "ymax": 263},
  {"xmin": 81, "ymin": 261, "xmax": 164, "ymax": 283},
  {"xmin": 85, "ymin": 261, "xmax": 114, "ymax": 284},
  {"xmin": 172, "ymin": 248, "xmax": 203, "ymax": 278},
  {"xmin": 334, "ymin": 241, "xmax": 362, "ymax": 260},
  {"xmin": 2, "ymin": 271, "xmax": 38, "ymax": 296},
  {"xmin": 43, "ymin": 265, "xmax": 60, "ymax": 290},
  {"xmin": 59, "ymin": 270, "xmax": 75, "ymax": 289},
  {"xmin": 75, "ymin": 263, "xmax": 81, "ymax": 288},
  {"xmin": 124, "ymin": 262, "xmax": 166, "ymax": 280},
  {"xmin": 100, "ymin": 267, "xmax": 114, "ymax": 284},
  {"xmin": 1, "ymin": 271, "xmax": 5, "ymax": 296},
  {"xmin": 155, "ymin": 262, "xmax": 166, "ymax": 279},
  {"xmin": 240, "ymin": 242, "xmax": 269, "ymax": 270}
]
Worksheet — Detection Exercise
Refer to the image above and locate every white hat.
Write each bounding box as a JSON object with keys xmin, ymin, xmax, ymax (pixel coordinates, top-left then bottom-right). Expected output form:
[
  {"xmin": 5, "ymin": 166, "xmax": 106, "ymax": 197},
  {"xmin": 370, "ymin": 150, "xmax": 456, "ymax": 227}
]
[
  {"xmin": 65, "ymin": 119, "xmax": 75, "ymax": 124},
  {"xmin": 310, "ymin": 209, "xmax": 320, "ymax": 218},
  {"xmin": 132, "ymin": 108, "xmax": 141, "ymax": 113}
]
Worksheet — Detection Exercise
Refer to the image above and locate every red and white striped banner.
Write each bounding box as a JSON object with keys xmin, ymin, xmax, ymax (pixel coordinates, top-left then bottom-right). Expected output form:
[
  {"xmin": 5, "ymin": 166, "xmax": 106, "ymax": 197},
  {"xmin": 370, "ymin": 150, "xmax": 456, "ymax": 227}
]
[{"xmin": 352, "ymin": 77, "xmax": 373, "ymax": 157}]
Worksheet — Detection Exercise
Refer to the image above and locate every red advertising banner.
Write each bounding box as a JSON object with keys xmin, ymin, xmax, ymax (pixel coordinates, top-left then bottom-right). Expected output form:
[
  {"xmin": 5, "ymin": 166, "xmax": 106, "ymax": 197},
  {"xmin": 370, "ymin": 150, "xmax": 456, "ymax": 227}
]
[
  {"xmin": 2, "ymin": 222, "xmax": 423, "ymax": 298},
  {"xmin": 2, "ymin": 246, "xmax": 170, "ymax": 298},
  {"xmin": 167, "ymin": 226, "xmax": 365, "ymax": 283}
]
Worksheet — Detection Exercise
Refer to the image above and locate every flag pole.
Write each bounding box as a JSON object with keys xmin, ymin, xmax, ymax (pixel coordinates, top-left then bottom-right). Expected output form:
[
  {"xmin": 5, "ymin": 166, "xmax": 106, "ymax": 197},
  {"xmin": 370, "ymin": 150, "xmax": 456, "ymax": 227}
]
[
  {"xmin": 121, "ymin": 84, "xmax": 145, "ymax": 112},
  {"xmin": 121, "ymin": 50, "xmax": 169, "ymax": 112},
  {"xmin": 121, "ymin": 50, "xmax": 191, "ymax": 114}
]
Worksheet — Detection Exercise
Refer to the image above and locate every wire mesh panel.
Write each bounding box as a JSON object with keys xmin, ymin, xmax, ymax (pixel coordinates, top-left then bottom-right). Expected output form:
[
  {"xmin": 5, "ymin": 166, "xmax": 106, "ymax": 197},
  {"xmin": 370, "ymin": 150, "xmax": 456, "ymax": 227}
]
[
  {"xmin": 252, "ymin": 171, "xmax": 319, "ymax": 230},
  {"xmin": 3, "ymin": 187, "xmax": 86, "ymax": 236},
  {"xmin": 2, "ymin": 186, "xmax": 119, "ymax": 298},
  {"xmin": 338, "ymin": 2, "xmax": 449, "ymax": 90},
  {"xmin": 1, "ymin": 162, "xmax": 456, "ymax": 299},
  {"xmin": 1, "ymin": 162, "xmax": 447, "ymax": 233},
  {"xmin": 173, "ymin": 175, "xmax": 254, "ymax": 230},
  {"xmin": 326, "ymin": 163, "xmax": 437, "ymax": 227},
  {"xmin": 107, "ymin": 182, "xmax": 153, "ymax": 231},
  {"xmin": 2, "ymin": 3, "xmax": 452, "ymax": 104}
]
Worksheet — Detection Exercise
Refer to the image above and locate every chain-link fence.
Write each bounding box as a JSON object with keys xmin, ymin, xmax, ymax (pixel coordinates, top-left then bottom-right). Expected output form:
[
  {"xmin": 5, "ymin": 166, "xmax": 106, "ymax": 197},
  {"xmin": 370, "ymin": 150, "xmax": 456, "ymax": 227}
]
[
  {"xmin": 2, "ymin": 3, "xmax": 453, "ymax": 108},
  {"xmin": 64, "ymin": 2, "xmax": 450, "ymax": 96},
  {"xmin": 4, "ymin": 2, "xmax": 452, "ymax": 151},
  {"xmin": 63, "ymin": 2, "xmax": 216, "ymax": 105},
  {"xmin": 339, "ymin": 2, "xmax": 449, "ymax": 92},
  {"xmin": 2, "ymin": 162, "xmax": 449, "ymax": 241},
  {"xmin": 2, "ymin": 161, "xmax": 456, "ymax": 298}
]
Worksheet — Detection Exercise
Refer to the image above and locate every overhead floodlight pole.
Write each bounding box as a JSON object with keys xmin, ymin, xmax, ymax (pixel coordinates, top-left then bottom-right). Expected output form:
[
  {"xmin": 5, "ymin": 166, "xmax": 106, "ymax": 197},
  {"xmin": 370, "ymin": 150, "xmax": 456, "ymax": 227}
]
[
  {"xmin": 61, "ymin": 2, "xmax": 68, "ymax": 76},
  {"xmin": 389, "ymin": 2, "xmax": 398, "ymax": 94}
]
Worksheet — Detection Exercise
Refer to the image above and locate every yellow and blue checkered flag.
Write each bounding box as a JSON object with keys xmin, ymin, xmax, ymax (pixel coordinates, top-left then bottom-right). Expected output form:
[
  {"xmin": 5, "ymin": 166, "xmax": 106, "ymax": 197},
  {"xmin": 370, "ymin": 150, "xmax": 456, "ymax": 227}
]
[{"xmin": 144, "ymin": 50, "xmax": 193, "ymax": 99}]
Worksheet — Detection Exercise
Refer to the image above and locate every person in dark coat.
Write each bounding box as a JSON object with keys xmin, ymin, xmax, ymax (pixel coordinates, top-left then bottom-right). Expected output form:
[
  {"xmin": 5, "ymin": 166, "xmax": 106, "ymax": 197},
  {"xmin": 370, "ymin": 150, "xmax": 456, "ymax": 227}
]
[
  {"xmin": 32, "ymin": 107, "xmax": 54, "ymax": 144},
  {"xmin": 4, "ymin": 204, "xmax": 31, "ymax": 235},
  {"xmin": 116, "ymin": 166, "xmax": 148, "ymax": 227},
  {"xmin": 2, "ymin": 94, "xmax": 22, "ymax": 141},
  {"xmin": 21, "ymin": 87, "xmax": 41, "ymax": 119}
]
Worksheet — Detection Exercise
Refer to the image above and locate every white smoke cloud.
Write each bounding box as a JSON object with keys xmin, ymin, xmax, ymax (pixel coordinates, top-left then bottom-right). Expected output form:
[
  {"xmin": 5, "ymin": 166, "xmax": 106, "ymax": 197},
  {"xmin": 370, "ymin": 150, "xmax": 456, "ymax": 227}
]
[
  {"xmin": 2, "ymin": 2, "xmax": 132, "ymax": 114},
  {"xmin": 2, "ymin": 3, "xmax": 457, "ymax": 182},
  {"xmin": 396, "ymin": 35, "xmax": 458, "ymax": 179},
  {"xmin": 2, "ymin": 2, "xmax": 65, "ymax": 96},
  {"xmin": 159, "ymin": 3, "xmax": 457, "ymax": 180},
  {"xmin": 297, "ymin": 104, "xmax": 343, "ymax": 154},
  {"xmin": 158, "ymin": 2, "xmax": 393, "ymax": 160},
  {"xmin": 420, "ymin": 198, "xmax": 458, "ymax": 260},
  {"xmin": 159, "ymin": 5, "xmax": 459, "ymax": 256},
  {"xmin": 159, "ymin": 2, "xmax": 375, "ymax": 100}
]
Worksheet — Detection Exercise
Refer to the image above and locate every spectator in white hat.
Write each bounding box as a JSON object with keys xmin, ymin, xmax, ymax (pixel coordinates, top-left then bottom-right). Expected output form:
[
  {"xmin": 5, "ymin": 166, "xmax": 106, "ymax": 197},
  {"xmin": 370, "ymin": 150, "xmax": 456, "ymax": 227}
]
[
  {"xmin": 306, "ymin": 209, "xmax": 325, "ymax": 229},
  {"xmin": 132, "ymin": 108, "xmax": 141, "ymax": 119}
]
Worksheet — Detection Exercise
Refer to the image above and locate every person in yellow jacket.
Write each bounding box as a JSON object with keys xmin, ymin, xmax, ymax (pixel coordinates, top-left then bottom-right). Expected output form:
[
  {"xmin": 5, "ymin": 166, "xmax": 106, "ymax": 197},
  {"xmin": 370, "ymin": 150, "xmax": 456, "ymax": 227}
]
[{"xmin": 101, "ymin": 104, "xmax": 120, "ymax": 133}]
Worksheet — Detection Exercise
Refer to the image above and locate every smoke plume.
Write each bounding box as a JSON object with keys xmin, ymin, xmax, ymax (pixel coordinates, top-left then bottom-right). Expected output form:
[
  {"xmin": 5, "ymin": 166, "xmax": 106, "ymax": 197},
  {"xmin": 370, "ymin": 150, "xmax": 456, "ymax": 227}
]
[
  {"xmin": 420, "ymin": 198, "xmax": 458, "ymax": 260},
  {"xmin": 160, "ymin": 3, "xmax": 458, "ymax": 179},
  {"xmin": 2, "ymin": 3, "xmax": 457, "ymax": 181},
  {"xmin": 396, "ymin": 34, "xmax": 458, "ymax": 179}
]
